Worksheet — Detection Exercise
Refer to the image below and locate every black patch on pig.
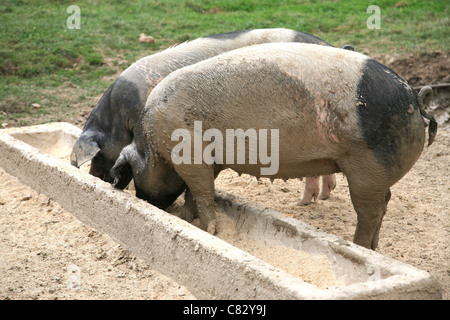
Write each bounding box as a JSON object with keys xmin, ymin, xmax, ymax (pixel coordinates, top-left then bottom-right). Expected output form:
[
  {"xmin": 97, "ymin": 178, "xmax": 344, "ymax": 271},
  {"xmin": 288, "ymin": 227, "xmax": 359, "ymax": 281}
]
[
  {"xmin": 135, "ymin": 184, "xmax": 186, "ymax": 210},
  {"xmin": 356, "ymin": 59, "xmax": 417, "ymax": 170},
  {"xmin": 292, "ymin": 31, "xmax": 332, "ymax": 46},
  {"xmin": 206, "ymin": 30, "xmax": 251, "ymax": 40},
  {"xmin": 82, "ymin": 78, "xmax": 141, "ymax": 181},
  {"xmin": 83, "ymin": 81, "xmax": 116, "ymax": 134}
]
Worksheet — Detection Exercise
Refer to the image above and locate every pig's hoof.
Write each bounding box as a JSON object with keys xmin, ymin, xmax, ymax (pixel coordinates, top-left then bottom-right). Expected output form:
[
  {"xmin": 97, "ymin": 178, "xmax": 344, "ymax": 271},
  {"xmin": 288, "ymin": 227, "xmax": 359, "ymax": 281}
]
[
  {"xmin": 206, "ymin": 219, "xmax": 217, "ymax": 235},
  {"xmin": 318, "ymin": 192, "xmax": 330, "ymax": 200},
  {"xmin": 297, "ymin": 194, "xmax": 317, "ymax": 205},
  {"xmin": 297, "ymin": 198, "xmax": 312, "ymax": 206}
]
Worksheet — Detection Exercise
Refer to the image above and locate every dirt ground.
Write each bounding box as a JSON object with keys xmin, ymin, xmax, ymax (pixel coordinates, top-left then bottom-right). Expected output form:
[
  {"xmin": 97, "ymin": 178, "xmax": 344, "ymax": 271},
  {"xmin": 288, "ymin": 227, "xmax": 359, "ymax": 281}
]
[{"xmin": 0, "ymin": 53, "xmax": 448, "ymax": 300}]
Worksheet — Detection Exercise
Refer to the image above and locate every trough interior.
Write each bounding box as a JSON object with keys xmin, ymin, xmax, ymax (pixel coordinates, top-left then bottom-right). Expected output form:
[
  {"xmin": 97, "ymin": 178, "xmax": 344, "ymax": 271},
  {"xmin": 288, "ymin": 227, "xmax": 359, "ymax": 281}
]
[
  {"xmin": 9, "ymin": 127, "xmax": 402, "ymax": 289},
  {"xmin": 10, "ymin": 130, "xmax": 77, "ymax": 160}
]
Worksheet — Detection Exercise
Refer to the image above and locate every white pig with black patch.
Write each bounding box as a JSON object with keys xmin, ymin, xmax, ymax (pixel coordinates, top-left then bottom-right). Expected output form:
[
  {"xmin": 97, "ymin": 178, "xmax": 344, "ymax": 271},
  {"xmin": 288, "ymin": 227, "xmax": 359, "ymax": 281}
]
[{"xmin": 111, "ymin": 43, "xmax": 436, "ymax": 250}]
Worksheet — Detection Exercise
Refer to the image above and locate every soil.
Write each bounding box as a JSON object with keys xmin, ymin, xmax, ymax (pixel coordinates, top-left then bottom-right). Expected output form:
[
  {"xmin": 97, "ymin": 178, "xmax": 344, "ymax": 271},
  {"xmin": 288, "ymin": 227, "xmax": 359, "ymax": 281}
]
[
  {"xmin": 0, "ymin": 52, "xmax": 448, "ymax": 300},
  {"xmin": 0, "ymin": 169, "xmax": 195, "ymax": 300}
]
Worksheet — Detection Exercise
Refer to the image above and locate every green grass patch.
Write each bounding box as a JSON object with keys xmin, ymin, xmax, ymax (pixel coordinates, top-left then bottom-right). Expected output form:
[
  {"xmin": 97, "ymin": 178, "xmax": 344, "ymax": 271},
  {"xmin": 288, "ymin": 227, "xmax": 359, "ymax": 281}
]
[{"xmin": 0, "ymin": 0, "xmax": 448, "ymax": 125}]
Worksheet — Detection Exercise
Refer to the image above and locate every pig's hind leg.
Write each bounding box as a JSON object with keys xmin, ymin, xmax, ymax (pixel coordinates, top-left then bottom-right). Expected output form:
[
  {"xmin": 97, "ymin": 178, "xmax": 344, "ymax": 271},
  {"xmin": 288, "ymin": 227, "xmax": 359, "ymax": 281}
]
[{"xmin": 337, "ymin": 157, "xmax": 392, "ymax": 250}]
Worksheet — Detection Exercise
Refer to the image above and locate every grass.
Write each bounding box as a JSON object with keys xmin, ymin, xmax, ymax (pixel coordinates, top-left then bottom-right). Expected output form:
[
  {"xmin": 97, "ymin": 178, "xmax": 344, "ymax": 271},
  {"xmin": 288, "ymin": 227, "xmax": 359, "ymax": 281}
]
[{"xmin": 0, "ymin": 0, "xmax": 448, "ymax": 126}]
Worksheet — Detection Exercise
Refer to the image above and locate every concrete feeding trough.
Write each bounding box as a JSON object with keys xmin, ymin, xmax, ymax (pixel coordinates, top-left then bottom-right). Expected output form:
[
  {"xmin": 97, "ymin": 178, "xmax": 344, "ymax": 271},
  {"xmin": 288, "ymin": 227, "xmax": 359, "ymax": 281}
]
[{"xmin": 0, "ymin": 122, "xmax": 442, "ymax": 299}]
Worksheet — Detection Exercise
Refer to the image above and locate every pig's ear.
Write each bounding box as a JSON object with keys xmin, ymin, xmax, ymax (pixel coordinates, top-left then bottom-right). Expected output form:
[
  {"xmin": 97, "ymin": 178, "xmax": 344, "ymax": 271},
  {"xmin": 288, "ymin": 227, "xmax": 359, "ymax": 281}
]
[
  {"xmin": 342, "ymin": 44, "xmax": 354, "ymax": 51},
  {"xmin": 110, "ymin": 149, "xmax": 130, "ymax": 188},
  {"xmin": 110, "ymin": 140, "xmax": 141, "ymax": 189},
  {"xmin": 71, "ymin": 134, "xmax": 100, "ymax": 167}
]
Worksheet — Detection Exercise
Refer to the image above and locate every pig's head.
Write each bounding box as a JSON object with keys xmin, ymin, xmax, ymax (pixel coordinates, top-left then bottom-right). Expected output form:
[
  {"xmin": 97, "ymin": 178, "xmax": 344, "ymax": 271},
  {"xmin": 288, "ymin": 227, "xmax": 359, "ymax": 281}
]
[
  {"xmin": 71, "ymin": 127, "xmax": 133, "ymax": 189},
  {"xmin": 71, "ymin": 81, "xmax": 134, "ymax": 189},
  {"xmin": 110, "ymin": 140, "xmax": 186, "ymax": 209}
]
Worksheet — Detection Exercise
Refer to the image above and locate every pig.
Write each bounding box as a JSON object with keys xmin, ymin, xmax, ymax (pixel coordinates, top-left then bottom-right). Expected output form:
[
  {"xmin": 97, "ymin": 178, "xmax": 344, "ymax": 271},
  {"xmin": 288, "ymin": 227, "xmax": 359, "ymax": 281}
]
[
  {"xmin": 110, "ymin": 43, "xmax": 437, "ymax": 250},
  {"xmin": 71, "ymin": 28, "xmax": 334, "ymax": 189}
]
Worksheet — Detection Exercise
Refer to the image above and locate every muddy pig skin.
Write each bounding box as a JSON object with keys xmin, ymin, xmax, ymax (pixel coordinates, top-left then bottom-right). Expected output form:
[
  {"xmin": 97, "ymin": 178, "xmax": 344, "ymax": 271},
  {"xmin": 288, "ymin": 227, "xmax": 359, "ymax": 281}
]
[
  {"xmin": 111, "ymin": 43, "xmax": 436, "ymax": 250},
  {"xmin": 70, "ymin": 28, "xmax": 335, "ymax": 189}
]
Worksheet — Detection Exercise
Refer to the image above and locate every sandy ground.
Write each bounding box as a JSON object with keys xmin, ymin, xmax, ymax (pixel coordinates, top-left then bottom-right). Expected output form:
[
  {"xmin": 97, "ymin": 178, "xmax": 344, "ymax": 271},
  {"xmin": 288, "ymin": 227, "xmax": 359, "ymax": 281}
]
[{"xmin": 1, "ymin": 53, "xmax": 448, "ymax": 300}]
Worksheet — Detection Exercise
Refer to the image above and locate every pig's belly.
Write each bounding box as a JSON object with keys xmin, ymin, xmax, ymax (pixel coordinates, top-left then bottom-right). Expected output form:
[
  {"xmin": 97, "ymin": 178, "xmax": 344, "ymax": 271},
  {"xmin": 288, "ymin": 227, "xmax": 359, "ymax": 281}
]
[{"xmin": 221, "ymin": 158, "xmax": 340, "ymax": 180}]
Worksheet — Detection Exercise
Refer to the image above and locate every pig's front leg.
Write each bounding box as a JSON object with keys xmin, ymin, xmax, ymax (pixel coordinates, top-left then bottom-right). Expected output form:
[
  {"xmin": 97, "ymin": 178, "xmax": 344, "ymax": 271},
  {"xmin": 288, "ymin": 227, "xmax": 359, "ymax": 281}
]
[
  {"xmin": 180, "ymin": 188, "xmax": 198, "ymax": 223},
  {"xmin": 175, "ymin": 164, "xmax": 217, "ymax": 235}
]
